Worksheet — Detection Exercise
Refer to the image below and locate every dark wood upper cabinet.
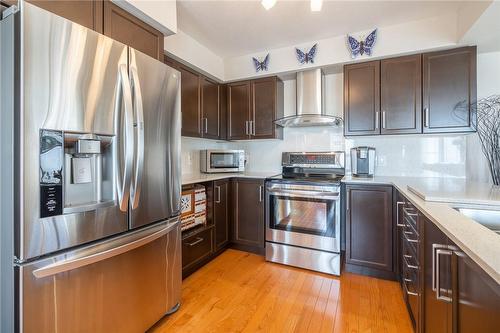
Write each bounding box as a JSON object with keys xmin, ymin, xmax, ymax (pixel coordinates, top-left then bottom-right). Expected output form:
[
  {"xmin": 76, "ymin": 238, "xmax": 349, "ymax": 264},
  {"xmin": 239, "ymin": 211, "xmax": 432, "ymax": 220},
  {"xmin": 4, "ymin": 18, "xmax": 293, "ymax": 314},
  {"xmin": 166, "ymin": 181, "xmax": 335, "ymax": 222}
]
[
  {"xmin": 422, "ymin": 46, "xmax": 477, "ymax": 133},
  {"xmin": 231, "ymin": 179, "xmax": 264, "ymax": 250},
  {"xmin": 251, "ymin": 77, "xmax": 283, "ymax": 139},
  {"xmin": 344, "ymin": 61, "xmax": 381, "ymax": 136},
  {"xmin": 381, "ymin": 54, "xmax": 422, "ymax": 134},
  {"xmin": 345, "ymin": 184, "xmax": 393, "ymax": 277},
  {"xmin": 228, "ymin": 81, "xmax": 252, "ymax": 140},
  {"xmin": 214, "ymin": 179, "xmax": 229, "ymax": 251},
  {"xmin": 228, "ymin": 77, "xmax": 283, "ymax": 141},
  {"xmin": 179, "ymin": 65, "xmax": 201, "ymax": 137},
  {"xmin": 103, "ymin": 0, "xmax": 164, "ymax": 61},
  {"xmin": 20, "ymin": 0, "xmax": 103, "ymax": 32},
  {"xmin": 201, "ymin": 77, "xmax": 220, "ymax": 140}
]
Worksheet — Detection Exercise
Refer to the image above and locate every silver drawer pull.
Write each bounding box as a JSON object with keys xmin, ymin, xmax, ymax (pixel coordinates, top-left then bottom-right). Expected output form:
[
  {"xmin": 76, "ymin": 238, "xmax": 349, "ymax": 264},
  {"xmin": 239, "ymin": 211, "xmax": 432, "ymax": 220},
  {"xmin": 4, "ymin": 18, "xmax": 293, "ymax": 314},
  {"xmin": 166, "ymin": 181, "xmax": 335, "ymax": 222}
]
[
  {"xmin": 403, "ymin": 254, "xmax": 419, "ymax": 270},
  {"xmin": 404, "ymin": 278, "xmax": 412, "ymax": 283},
  {"xmin": 403, "ymin": 207, "xmax": 418, "ymax": 217},
  {"xmin": 436, "ymin": 248, "xmax": 453, "ymax": 303},
  {"xmin": 402, "ymin": 278, "xmax": 419, "ymax": 296},
  {"xmin": 186, "ymin": 237, "xmax": 204, "ymax": 247},
  {"xmin": 403, "ymin": 231, "xmax": 419, "ymax": 243}
]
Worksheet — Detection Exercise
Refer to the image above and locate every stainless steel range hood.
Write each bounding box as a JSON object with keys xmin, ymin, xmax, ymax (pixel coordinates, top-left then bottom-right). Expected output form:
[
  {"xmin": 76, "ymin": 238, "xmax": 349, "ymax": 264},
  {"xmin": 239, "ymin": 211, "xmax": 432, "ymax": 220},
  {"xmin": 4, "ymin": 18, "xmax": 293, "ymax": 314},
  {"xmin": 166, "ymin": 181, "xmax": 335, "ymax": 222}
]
[{"xmin": 275, "ymin": 69, "xmax": 342, "ymax": 127}]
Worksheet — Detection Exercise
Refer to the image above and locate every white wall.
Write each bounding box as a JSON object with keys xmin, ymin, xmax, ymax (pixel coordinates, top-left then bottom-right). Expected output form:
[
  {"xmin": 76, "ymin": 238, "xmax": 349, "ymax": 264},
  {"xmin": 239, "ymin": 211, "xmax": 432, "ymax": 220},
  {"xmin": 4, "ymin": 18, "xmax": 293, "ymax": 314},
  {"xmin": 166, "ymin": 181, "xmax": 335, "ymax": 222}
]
[
  {"xmin": 224, "ymin": 13, "xmax": 458, "ymax": 81},
  {"xmin": 165, "ymin": 29, "xmax": 225, "ymax": 80},
  {"xmin": 466, "ymin": 51, "xmax": 500, "ymax": 184},
  {"xmin": 113, "ymin": 0, "xmax": 177, "ymax": 35}
]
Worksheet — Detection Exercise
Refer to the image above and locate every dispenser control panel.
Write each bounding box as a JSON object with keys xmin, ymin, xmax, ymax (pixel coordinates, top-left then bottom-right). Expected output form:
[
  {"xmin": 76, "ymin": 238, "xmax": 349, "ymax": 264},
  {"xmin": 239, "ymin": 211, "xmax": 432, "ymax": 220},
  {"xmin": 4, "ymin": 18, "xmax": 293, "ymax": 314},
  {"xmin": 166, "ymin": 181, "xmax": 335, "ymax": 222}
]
[{"xmin": 39, "ymin": 130, "xmax": 63, "ymax": 218}]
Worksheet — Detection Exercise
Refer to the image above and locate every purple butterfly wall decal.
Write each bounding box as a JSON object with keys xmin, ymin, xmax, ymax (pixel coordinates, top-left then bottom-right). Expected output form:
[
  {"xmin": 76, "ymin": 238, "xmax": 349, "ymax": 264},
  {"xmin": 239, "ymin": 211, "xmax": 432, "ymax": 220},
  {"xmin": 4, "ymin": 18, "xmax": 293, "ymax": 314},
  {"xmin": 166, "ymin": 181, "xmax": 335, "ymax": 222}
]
[
  {"xmin": 296, "ymin": 44, "xmax": 317, "ymax": 64},
  {"xmin": 252, "ymin": 53, "xmax": 270, "ymax": 72},
  {"xmin": 347, "ymin": 29, "xmax": 377, "ymax": 59}
]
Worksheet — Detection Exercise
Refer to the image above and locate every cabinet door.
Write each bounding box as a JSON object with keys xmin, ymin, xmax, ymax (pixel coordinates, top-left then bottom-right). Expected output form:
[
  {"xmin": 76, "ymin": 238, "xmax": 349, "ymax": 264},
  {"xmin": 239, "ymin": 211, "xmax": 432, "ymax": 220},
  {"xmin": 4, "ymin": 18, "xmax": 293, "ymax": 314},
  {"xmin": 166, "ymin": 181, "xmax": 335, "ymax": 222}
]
[
  {"xmin": 381, "ymin": 55, "xmax": 422, "ymax": 134},
  {"xmin": 344, "ymin": 61, "xmax": 381, "ymax": 136},
  {"xmin": 23, "ymin": 0, "xmax": 103, "ymax": 32},
  {"xmin": 232, "ymin": 179, "xmax": 264, "ymax": 248},
  {"xmin": 422, "ymin": 47, "xmax": 476, "ymax": 133},
  {"xmin": 179, "ymin": 66, "xmax": 201, "ymax": 137},
  {"xmin": 214, "ymin": 180, "xmax": 229, "ymax": 250},
  {"xmin": 452, "ymin": 245, "xmax": 500, "ymax": 333},
  {"xmin": 103, "ymin": 0, "xmax": 164, "ymax": 60},
  {"xmin": 227, "ymin": 82, "xmax": 251, "ymax": 140},
  {"xmin": 251, "ymin": 77, "xmax": 277, "ymax": 139},
  {"xmin": 423, "ymin": 217, "xmax": 452, "ymax": 333},
  {"xmin": 201, "ymin": 78, "xmax": 220, "ymax": 139},
  {"xmin": 346, "ymin": 185, "xmax": 393, "ymax": 272}
]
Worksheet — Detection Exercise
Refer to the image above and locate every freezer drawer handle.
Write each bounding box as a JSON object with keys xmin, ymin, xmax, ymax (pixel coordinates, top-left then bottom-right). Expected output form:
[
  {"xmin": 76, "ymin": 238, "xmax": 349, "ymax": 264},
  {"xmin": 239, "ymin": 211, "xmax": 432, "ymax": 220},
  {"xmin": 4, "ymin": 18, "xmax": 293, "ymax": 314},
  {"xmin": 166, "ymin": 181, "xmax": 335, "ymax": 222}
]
[{"xmin": 32, "ymin": 222, "xmax": 178, "ymax": 279}]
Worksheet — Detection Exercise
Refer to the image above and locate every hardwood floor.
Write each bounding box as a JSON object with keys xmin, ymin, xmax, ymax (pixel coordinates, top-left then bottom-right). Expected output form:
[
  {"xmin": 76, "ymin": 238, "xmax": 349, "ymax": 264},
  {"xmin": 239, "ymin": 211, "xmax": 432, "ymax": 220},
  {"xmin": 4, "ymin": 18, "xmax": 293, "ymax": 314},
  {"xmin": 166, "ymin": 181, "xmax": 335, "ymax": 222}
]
[{"xmin": 150, "ymin": 249, "xmax": 413, "ymax": 333}]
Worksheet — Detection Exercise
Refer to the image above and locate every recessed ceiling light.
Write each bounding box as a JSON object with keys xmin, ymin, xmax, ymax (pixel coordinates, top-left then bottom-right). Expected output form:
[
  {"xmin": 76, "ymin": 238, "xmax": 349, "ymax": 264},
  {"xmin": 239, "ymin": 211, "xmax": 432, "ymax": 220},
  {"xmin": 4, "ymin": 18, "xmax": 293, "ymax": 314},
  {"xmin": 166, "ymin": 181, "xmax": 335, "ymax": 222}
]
[
  {"xmin": 261, "ymin": 0, "xmax": 277, "ymax": 11},
  {"xmin": 310, "ymin": 0, "xmax": 323, "ymax": 12}
]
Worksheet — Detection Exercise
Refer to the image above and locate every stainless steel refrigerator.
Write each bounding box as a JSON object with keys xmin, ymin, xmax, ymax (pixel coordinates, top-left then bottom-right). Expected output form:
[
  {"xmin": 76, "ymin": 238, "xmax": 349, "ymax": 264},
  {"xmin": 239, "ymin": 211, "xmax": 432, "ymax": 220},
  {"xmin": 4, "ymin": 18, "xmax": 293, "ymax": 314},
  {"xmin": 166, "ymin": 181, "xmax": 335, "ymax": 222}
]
[{"xmin": 0, "ymin": 2, "xmax": 182, "ymax": 332}]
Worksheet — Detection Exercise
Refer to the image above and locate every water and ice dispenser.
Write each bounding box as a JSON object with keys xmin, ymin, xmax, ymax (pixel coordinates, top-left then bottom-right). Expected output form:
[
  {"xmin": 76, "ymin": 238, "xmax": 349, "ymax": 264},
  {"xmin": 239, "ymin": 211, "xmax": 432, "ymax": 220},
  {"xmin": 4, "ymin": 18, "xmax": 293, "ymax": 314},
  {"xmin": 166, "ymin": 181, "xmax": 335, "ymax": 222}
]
[{"xmin": 39, "ymin": 130, "xmax": 115, "ymax": 218}]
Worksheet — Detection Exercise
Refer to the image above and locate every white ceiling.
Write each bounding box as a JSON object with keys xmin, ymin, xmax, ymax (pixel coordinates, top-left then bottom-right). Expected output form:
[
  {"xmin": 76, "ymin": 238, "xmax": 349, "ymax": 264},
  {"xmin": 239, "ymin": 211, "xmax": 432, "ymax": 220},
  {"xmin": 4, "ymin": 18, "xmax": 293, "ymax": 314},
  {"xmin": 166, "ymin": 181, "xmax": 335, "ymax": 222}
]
[{"xmin": 177, "ymin": 0, "xmax": 473, "ymax": 58}]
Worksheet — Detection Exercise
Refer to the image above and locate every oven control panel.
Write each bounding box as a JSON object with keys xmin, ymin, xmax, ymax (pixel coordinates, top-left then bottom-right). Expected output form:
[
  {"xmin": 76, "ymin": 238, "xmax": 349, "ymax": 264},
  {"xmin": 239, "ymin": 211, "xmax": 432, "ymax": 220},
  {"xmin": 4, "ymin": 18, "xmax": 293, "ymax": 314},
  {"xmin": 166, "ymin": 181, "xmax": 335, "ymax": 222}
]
[{"xmin": 283, "ymin": 152, "xmax": 344, "ymax": 168}]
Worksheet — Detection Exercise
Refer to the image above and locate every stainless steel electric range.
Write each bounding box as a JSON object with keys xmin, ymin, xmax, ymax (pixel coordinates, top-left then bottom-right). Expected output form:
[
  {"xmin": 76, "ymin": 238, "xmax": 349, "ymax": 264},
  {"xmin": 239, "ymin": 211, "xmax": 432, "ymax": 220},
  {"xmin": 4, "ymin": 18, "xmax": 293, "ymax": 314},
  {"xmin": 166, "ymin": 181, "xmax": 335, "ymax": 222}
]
[{"xmin": 265, "ymin": 152, "xmax": 345, "ymax": 275}]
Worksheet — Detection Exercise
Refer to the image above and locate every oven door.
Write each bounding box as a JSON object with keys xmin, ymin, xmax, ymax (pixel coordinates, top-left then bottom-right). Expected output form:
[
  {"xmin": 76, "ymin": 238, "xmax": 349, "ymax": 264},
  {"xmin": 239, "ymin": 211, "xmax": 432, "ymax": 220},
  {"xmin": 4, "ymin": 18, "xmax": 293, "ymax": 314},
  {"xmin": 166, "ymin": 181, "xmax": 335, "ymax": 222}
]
[{"xmin": 266, "ymin": 182, "xmax": 340, "ymax": 253}]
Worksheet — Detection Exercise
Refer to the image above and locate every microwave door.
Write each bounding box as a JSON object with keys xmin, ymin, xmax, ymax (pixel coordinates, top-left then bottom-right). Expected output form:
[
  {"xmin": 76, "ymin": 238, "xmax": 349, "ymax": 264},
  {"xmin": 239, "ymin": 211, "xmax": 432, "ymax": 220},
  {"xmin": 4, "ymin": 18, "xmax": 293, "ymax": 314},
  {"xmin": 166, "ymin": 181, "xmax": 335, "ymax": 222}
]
[{"xmin": 129, "ymin": 48, "xmax": 181, "ymax": 230}]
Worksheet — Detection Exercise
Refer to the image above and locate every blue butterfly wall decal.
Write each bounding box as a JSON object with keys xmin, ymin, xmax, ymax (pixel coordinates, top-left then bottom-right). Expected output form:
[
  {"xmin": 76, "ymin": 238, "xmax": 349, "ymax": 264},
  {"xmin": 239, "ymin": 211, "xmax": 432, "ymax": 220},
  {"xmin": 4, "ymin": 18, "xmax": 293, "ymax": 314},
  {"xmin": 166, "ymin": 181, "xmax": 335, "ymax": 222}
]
[
  {"xmin": 296, "ymin": 44, "xmax": 317, "ymax": 64},
  {"xmin": 252, "ymin": 53, "xmax": 270, "ymax": 72},
  {"xmin": 347, "ymin": 29, "xmax": 377, "ymax": 59}
]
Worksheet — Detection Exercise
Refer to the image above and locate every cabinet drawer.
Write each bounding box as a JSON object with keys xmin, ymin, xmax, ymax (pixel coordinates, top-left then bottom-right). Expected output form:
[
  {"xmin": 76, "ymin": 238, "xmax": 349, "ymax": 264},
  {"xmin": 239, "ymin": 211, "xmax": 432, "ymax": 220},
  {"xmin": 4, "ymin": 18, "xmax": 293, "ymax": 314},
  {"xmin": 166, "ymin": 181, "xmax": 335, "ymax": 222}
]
[{"xmin": 182, "ymin": 228, "xmax": 213, "ymax": 270}]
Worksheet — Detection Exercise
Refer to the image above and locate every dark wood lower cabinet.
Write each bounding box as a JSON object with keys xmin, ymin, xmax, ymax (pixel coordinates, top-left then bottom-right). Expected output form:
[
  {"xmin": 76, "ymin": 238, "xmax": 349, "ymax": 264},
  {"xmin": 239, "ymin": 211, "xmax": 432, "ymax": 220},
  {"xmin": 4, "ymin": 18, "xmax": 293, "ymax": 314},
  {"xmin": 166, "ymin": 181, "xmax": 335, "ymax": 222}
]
[
  {"xmin": 423, "ymin": 215, "xmax": 500, "ymax": 333},
  {"xmin": 453, "ymin": 246, "xmax": 500, "ymax": 333},
  {"xmin": 345, "ymin": 184, "xmax": 394, "ymax": 279},
  {"xmin": 214, "ymin": 179, "xmax": 229, "ymax": 251},
  {"xmin": 231, "ymin": 178, "xmax": 265, "ymax": 254},
  {"xmin": 182, "ymin": 226, "xmax": 214, "ymax": 278}
]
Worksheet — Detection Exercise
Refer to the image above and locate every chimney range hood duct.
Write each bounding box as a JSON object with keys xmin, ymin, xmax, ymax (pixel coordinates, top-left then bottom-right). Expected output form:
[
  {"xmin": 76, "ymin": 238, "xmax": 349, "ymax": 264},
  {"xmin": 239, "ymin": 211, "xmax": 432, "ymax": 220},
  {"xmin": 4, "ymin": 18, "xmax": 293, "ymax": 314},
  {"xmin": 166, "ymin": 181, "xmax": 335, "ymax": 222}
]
[{"xmin": 274, "ymin": 69, "xmax": 342, "ymax": 127}]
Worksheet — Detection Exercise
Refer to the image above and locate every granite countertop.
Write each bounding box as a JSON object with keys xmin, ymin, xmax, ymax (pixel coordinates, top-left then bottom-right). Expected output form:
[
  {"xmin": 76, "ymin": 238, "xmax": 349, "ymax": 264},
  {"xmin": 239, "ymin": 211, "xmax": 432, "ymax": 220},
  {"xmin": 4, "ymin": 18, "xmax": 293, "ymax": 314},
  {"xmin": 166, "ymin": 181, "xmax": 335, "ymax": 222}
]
[
  {"xmin": 342, "ymin": 176, "xmax": 500, "ymax": 284},
  {"xmin": 182, "ymin": 171, "xmax": 279, "ymax": 185}
]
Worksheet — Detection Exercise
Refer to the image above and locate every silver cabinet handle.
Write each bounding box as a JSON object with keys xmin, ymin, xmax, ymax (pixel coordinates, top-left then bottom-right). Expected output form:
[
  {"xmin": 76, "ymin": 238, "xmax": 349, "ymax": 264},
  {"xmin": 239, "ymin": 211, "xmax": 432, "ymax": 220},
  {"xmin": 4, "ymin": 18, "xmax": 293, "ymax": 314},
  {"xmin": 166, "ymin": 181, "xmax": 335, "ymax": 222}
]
[
  {"xmin": 396, "ymin": 201, "xmax": 405, "ymax": 227},
  {"xmin": 375, "ymin": 111, "xmax": 379, "ymax": 129},
  {"xmin": 204, "ymin": 117, "xmax": 208, "ymax": 133},
  {"xmin": 403, "ymin": 254, "xmax": 419, "ymax": 270},
  {"xmin": 186, "ymin": 237, "xmax": 204, "ymax": 247},
  {"xmin": 382, "ymin": 110, "xmax": 386, "ymax": 129},
  {"xmin": 215, "ymin": 185, "xmax": 221, "ymax": 203},
  {"xmin": 402, "ymin": 276, "xmax": 419, "ymax": 296},
  {"xmin": 115, "ymin": 64, "xmax": 134, "ymax": 212},
  {"xmin": 259, "ymin": 185, "xmax": 263, "ymax": 202},
  {"xmin": 436, "ymin": 248, "xmax": 453, "ymax": 303},
  {"xmin": 346, "ymin": 190, "xmax": 350, "ymax": 211},
  {"xmin": 403, "ymin": 229, "xmax": 419, "ymax": 243},
  {"xmin": 251, "ymin": 120, "xmax": 256, "ymax": 136},
  {"xmin": 424, "ymin": 107, "xmax": 429, "ymax": 127},
  {"xmin": 129, "ymin": 67, "xmax": 145, "ymax": 210},
  {"xmin": 245, "ymin": 120, "xmax": 249, "ymax": 135},
  {"xmin": 403, "ymin": 207, "xmax": 418, "ymax": 217},
  {"xmin": 33, "ymin": 220, "xmax": 178, "ymax": 278}
]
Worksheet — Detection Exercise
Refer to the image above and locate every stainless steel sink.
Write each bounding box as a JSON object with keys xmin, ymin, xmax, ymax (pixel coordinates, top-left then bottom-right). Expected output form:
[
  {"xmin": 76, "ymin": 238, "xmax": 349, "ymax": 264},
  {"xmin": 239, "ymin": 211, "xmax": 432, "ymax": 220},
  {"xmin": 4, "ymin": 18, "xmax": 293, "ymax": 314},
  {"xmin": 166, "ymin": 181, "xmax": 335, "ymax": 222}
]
[{"xmin": 453, "ymin": 206, "xmax": 500, "ymax": 234}]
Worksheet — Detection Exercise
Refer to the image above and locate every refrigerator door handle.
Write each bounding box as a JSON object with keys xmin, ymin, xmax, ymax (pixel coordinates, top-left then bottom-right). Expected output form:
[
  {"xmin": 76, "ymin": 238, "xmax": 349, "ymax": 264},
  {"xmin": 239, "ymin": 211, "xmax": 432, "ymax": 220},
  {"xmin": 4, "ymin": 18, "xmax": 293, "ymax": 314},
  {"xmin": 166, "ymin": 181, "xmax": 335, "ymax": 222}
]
[
  {"xmin": 115, "ymin": 64, "xmax": 134, "ymax": 212},
  {"xmin": 32, "ymin": 220, "xmax": 179, "ymax": 279},
  {"xmin": 129, "ymin": 67, "xmax": 145, "ymax": 210}
]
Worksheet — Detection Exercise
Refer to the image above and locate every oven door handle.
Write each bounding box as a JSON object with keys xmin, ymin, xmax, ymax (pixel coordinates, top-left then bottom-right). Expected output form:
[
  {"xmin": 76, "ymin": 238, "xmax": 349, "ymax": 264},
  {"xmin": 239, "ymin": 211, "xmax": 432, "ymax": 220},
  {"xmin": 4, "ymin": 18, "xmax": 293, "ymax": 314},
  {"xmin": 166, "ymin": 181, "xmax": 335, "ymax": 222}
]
[{"xmin": 268, "ymin": 189, "xmax": 340, "ymax": 200}]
